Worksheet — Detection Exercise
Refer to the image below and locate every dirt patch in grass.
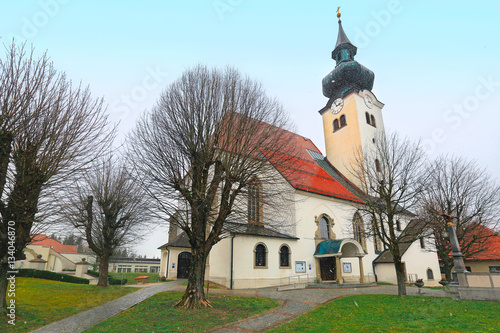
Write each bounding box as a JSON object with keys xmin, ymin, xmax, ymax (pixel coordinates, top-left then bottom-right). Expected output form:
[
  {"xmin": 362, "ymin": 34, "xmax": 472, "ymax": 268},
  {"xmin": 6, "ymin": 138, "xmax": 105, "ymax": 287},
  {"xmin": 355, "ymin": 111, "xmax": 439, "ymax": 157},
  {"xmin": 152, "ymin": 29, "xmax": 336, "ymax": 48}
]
[{"xmin": 85, "ymin": 291, "xmax": 280, "ymax": 332}]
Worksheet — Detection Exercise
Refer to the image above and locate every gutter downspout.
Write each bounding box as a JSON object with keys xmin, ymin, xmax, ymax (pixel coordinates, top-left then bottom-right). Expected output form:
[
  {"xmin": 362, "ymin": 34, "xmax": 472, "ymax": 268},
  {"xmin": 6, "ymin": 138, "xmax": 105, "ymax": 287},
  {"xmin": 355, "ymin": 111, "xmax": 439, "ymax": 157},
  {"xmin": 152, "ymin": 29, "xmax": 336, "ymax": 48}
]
[
  {"xmin": 230, "ymin": 233, "xmax": 235, "ymax": 290},
  {"xmin": 166, "ymin": 248, "xmax": 170, "ymax": 279},
  {"xmin": 372, "ymin": 260, "xmax": 378, "ymax": 283}
]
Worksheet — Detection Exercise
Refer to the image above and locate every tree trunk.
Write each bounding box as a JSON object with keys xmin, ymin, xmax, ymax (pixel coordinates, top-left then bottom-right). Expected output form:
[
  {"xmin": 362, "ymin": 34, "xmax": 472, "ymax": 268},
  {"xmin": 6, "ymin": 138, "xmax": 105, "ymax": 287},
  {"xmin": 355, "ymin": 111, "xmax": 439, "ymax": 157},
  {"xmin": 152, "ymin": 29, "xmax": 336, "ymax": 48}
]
[
  {"xmin": 174, "ymin": 248, "xmax": 211, "ymax": 309},
  {"xmin": 0, "ymin": 262, "xmax": 8, "ymax": 313},
  {"xmin": 393, "ymin": 258, "xmax": 407, "ymax": 296},
  {"xmin": 98, "ymin": 249, "xmax": 111, "ymax": 287}
]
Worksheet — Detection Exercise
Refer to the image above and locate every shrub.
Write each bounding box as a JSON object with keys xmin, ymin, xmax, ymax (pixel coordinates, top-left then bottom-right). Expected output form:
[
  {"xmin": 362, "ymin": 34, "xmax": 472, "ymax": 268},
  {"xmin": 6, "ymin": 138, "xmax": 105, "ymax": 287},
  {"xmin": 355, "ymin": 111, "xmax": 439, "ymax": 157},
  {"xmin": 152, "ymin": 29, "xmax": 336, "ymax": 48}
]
[
  {"xmin": 87, "ymin": 270, "xmax": 100, "ymax": 278},
  {"xmin": 108, "ymin": 278, "xmax": 127, "ymax": 285},
  {"xmin": 17, "ymin": 269, "xmax": 90, "ymax": 284}
]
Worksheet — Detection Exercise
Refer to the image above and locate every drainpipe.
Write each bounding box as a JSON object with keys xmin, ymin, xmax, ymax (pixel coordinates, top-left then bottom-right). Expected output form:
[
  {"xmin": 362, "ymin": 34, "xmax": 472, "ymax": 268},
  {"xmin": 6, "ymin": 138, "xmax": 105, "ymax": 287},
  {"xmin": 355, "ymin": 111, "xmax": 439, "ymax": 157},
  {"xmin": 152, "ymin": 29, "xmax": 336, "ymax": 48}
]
[
  {"xmin": 165, "ymin": 248, "xmax": 170, "ymax": 279},
  {"xmin": 230, "ymin": 233, "xmax": 235, "ymax": 290},
  {"xmin": 372, "ymin": 261, "xmax": 378, "ymax": 282}
]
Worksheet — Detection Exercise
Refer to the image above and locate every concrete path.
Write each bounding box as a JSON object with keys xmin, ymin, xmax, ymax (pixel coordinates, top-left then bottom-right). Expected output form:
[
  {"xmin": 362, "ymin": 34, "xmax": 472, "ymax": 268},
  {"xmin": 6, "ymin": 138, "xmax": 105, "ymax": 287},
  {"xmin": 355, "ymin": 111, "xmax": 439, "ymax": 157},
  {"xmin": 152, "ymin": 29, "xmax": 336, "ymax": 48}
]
[
  {"xmin": 31, "ymin": 279, "xmax": 185, "ymax": 333},
  {"xmin": 209, "ymin": 285, "xmax": 449, "ymax": 333}
]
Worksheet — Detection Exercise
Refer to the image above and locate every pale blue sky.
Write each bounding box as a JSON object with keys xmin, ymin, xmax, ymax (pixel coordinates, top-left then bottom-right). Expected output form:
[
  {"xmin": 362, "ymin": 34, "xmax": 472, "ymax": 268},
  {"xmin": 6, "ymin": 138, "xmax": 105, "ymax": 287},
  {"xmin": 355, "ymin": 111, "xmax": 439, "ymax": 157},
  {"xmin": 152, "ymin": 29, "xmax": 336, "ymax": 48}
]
[{"xmin": 1, "ymin": 1, "xmax": 499, "ymax": 257}]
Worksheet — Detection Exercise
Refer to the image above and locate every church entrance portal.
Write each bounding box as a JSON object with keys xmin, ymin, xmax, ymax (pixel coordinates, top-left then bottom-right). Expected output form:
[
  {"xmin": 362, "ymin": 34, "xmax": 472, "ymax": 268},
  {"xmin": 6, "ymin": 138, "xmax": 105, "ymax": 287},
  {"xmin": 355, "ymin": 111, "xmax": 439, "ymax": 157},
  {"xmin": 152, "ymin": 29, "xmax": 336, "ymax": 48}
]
[
  {"xmin": 320, "ymin": 257, "xmax": 336, "ymax": 281},
  {"xmin": 177, "ymin": 252, "xmax": 191, "ymax": 279}
]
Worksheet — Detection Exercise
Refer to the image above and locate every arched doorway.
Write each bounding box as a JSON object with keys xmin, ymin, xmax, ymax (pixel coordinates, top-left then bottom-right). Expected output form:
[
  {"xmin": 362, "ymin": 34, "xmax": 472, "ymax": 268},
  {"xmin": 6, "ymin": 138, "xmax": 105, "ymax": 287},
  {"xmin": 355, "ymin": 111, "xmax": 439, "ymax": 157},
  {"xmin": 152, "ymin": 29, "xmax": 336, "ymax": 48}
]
[
  {"xmin": 314, "ymin": 239, "xmax": 366, "ymax": 284},
  {"xmin": 177, "ymin": 252, "xmax": 191, "ymax": 279}
]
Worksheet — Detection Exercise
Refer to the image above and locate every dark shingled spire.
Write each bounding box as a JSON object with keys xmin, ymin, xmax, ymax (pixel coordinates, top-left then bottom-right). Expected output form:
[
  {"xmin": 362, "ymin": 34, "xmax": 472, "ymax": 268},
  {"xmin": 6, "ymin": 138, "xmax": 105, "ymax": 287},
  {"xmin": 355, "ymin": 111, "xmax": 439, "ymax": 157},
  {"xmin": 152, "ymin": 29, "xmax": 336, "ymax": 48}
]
[
  {"xmin": 331, "ymin": 20, "xmax": 357, "ymax": 62},
  {"xmin": 335, "ymin": 20, "xmax": 353, "ymax": 49}
]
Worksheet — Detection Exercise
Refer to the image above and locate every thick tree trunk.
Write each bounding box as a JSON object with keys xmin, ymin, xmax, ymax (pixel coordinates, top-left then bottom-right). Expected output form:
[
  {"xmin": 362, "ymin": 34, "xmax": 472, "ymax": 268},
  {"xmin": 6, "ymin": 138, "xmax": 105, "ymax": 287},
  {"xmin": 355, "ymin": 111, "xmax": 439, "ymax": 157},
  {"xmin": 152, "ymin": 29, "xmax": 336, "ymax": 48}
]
[
  {"xmin": 0, "ymin": 262, "xmax": 8, "ymax": 313},
  {"xmin": 98, "ymin": 249, "xmax": 111, "ymax": 287},
  {"xmin": 393, "ymin": 258, "xmax": 407, "ymax": 296},
  {"xmin": 174, "ymin": 248, "xmax": 211, "ymax": 309}
]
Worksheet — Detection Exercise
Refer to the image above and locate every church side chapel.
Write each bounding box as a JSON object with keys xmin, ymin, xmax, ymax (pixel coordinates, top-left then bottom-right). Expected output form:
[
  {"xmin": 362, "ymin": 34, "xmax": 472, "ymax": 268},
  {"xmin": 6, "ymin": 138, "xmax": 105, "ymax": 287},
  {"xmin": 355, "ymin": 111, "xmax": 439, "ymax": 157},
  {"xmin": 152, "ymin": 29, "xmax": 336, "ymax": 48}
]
[{"xmin": 158, "ymin": 13, "xmax": 441, "ymax": 289}]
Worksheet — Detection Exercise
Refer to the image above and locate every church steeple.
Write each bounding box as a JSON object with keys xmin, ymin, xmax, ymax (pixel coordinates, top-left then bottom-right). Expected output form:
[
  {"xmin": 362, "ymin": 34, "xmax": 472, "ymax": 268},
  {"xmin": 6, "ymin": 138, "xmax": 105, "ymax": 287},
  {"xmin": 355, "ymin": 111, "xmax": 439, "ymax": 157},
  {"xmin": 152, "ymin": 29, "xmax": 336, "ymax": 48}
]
[
  {"xmin": 331, "ymin": 19, "xmax": 357, "ymax": 64},
  {"xmin": 321, "ymin": 12, "xmax": 374, "ymax": 101},
  {"xmin": 318, "ymin": 10, "xmax": 385, "ymax": 191}
]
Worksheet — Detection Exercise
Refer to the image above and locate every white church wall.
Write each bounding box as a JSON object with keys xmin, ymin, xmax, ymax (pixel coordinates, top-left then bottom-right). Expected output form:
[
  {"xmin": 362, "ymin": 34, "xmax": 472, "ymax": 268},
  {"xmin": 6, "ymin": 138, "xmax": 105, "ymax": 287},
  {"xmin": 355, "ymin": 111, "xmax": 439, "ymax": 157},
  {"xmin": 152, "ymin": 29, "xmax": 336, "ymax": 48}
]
[
  {"xmin": 207, "ymin": 237, "xmax": 232, "ymax": 287},
  {"xmin": 230, "ymin": 235, "xmax": 299, "ymax": 289},
  {"xmin": 293, "ymin": 190, "xmax": 378, "ymax": 281},
  {"xmin": 402, "ymin": 240, "xmax": 441, "ymax": 286},
  {"xmin": 374, "ymin": 242, "xmax": 441, "ymax": 286}
]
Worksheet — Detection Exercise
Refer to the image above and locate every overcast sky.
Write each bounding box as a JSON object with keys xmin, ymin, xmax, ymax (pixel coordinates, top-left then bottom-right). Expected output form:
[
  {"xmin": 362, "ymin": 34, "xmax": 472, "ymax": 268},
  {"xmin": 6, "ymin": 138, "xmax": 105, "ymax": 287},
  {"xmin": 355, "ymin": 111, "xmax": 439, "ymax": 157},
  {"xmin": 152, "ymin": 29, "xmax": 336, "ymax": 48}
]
[{"xmin": 1, "ymin": 1, "xmax": 499, "ymax": 257}]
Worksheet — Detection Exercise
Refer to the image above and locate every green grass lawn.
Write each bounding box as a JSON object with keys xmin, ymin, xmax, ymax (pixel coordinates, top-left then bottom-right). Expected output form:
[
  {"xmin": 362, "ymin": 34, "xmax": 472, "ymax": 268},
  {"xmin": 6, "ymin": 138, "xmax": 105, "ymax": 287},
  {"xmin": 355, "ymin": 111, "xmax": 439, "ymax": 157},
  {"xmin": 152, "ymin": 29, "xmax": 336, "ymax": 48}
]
[
  {"xmin": 85, "ymin": 291, "xmax": 280, "ymax": 333},
  {"xmin": 270, "ymin": 295, "xmax": 500, "ymax": 333},
  {"xmin": 1, "ymin": 277, "xmax": 135, "ymax": 333},
  {"xmin": 108, "ymin": 272, "xmax": 170, "ymax": 285}
]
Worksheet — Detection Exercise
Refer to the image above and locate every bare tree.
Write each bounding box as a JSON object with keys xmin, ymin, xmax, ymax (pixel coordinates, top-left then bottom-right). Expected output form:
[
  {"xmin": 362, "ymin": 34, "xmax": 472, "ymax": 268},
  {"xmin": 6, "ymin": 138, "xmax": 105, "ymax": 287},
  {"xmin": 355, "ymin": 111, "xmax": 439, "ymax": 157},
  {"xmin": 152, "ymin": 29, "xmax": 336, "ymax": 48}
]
[
  {"xmin": 0, "ymin": 42, "xmax": 112, "ymax": 312},
  {"xmin": 350, "ymin": 132, "xmax": 430, "ymax": 296},
  {"xmin": 420, "ymin": 156, "xmax": 500, "ymax": 281},
  {"xmin": 65, "ymin": 156, "xmax": 150, "ymax": 286},
  {"xmin": 128, "ymin": 65, "xmax": 296, "ymax": 309}
]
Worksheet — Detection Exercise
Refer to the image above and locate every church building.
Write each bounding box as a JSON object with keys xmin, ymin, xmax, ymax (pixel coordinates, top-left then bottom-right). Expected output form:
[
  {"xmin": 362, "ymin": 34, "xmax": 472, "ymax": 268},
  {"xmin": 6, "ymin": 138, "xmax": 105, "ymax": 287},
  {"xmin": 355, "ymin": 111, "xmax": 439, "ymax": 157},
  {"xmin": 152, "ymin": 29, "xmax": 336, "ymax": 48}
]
[{"xmin": 158, "ymin": 15, "xmax": 441, "ymax": 289}]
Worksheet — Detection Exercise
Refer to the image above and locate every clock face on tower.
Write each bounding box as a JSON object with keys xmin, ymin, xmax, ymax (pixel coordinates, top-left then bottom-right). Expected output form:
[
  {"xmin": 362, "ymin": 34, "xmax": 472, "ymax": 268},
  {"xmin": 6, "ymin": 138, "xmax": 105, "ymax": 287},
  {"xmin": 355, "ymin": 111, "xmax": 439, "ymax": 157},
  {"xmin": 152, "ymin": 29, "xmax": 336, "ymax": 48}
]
[
  {"xmin": 331, "ymin": 98, "xmax": 344, "ymax": 114},
  {"xmin": 364, "ymin": 94, "xmax": 373, "ymax": 109}
]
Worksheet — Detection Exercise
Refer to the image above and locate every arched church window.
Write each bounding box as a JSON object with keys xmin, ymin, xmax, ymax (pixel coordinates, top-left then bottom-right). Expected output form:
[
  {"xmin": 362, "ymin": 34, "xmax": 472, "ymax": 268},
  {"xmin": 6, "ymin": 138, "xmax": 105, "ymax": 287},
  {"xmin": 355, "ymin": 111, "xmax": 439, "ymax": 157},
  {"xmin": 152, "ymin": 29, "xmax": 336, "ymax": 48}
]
[
  {"xmin": 279, "ymin": 245, "xmax": 290, "ymax": 267},
  {"xmin": 340, "ymin": 115, "xmax": 347, "ymax": 127},
  {"xmin": 320, "ymin": 216, "xmax": 330, "ymax": 239},
  {"xmin": 333, "ymin": 119, "xmax": 340, "ymax": 132},
  {"xmin": 427, "ymin": 268, "xmax": 434, "ymax": 280},
  {"xmin": 375, "ymin": 159, "xmax": 381, "ymax": 172},
  {"xmin": 353, "ymin": 213, "xmax": 366, "ymax": 250},
  {"xmin": 371, "ymin": 115, "xmax": 376, "ymax": 127},
  {"xmin": 365, "ymin": 112, "xmax": 370, "ymax": 124},
  {"xmin": 248, "ymin": 178, "xmax": 262, "ymax": 225},
  {"xmin": 254, "ymin": 243, "xmax": 267, "ymax": 268}
]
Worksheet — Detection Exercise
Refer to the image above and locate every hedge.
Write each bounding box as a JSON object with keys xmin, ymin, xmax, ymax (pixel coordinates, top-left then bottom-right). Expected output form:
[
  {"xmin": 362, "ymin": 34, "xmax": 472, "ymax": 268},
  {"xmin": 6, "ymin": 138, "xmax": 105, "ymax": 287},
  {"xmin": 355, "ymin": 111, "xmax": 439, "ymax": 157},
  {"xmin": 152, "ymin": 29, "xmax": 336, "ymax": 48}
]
[
  {"xmin": 87, "ymin": 270, "xmax": 126, "ymax": 285},
  {"xmin": 16, "ymin": 269, "xmax": 90, "ymax": 284},
  {"xmin": 87, "ymin": 270, "xmax": 100, "ymax": 278},
  {"xmin": 109, "ymin": 278, "xmax": 127, "ymax": 285}
]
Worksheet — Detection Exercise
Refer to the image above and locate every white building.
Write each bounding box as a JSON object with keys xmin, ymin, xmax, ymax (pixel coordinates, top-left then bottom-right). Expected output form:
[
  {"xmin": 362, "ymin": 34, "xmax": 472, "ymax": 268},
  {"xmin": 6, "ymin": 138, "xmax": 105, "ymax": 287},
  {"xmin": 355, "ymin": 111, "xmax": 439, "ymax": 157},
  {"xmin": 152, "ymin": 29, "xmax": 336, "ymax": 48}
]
[{"xmin": 158, "ymin": 17, "xmax": 440, "ymax": 289}]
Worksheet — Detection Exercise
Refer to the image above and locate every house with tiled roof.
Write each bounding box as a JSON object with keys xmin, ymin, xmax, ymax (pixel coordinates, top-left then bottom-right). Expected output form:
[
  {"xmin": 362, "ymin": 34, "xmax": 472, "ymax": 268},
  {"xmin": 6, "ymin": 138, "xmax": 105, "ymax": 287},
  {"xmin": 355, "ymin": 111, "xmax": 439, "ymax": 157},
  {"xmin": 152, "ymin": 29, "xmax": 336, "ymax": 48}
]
[
  {"xmin": 16, "ymin": 235, "xmax": 96, "ymax": 272},
  {"xmin": 158, "ymin": 17, "xmax": 441, "ymax": 288},
  {"xmin": 455, "ymin": 225, "xmax": 500, "ymax": 274}
]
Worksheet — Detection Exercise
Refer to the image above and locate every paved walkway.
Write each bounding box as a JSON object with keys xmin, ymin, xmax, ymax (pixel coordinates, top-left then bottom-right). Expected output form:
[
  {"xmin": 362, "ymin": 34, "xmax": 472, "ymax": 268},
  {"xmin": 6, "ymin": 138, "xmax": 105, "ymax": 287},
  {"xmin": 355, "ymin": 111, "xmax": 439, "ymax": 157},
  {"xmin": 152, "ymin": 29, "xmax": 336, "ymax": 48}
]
[
  {"xmin": 209, "ymin": 285, "xmax": 449, "ymax": 333},
  {"xmin": 31, "ymin": 281, "xmax": 449, "ymax": 333},
  {"xmin": 31, "ymin": 279, "xmax": 185, "ymax": 333}
]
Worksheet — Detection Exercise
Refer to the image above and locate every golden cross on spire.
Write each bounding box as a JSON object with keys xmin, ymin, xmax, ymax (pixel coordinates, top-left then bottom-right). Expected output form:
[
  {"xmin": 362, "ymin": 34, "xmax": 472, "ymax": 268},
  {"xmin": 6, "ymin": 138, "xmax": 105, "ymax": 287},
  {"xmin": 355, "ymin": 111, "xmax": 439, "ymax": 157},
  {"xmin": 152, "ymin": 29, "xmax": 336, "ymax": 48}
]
[{"xmin": 336, "ymin": 6, "xmax": 341, "ymax": 21}]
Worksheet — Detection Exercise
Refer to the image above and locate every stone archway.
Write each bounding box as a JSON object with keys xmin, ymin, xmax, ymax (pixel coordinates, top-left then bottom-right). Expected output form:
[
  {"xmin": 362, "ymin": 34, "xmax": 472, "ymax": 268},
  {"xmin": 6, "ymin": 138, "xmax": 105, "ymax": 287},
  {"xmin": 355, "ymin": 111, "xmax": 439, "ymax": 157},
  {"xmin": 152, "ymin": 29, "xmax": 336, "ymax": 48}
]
[{"xmin": 314, "ymin": 238, "xmax": 366, "ymax": 284}]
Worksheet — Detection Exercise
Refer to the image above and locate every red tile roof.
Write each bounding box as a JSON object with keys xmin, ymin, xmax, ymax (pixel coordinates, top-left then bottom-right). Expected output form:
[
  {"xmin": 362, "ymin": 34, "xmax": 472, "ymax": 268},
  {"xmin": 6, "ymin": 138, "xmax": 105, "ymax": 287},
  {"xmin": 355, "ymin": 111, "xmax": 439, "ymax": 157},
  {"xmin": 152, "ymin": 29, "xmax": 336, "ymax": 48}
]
[
  {"xmin": 30, "ymin": 235, "xmax": 78, "ymax": 254},
  {"xmin": 218, "ymin": 112, "xmax": 364, "ymax": 203},
  {"xmin": 466, "ymin": 225, "xmax": 500, "ymax": 261},
  {"xmin": 260, "ymin": 128, "xmax": 363, "ymax": 203}
]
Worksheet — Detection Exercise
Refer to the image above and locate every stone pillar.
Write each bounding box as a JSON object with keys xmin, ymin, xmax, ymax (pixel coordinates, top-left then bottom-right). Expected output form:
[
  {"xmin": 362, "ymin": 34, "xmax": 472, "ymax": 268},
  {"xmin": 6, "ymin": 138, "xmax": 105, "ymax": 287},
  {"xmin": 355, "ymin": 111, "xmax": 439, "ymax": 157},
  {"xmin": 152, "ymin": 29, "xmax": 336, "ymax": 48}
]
[
  {"xmin": 444, "ymin": 216, "xmax": 469, "ymax": 287},
  {"xmin": 336, "ymin": 256, "xmax": 343, "ymax": 284},
  {"xmin": 29, "ymin": 255, "xmax": 47, "ymax": 271},
  {"xmin": 315, "ymin": 258, "xmax": 321, "ymax": 282},
  {"xmin": 75, "ymin": 258, "xmax": 91, "ymax": 278},
  {"xmin": 358, "ymin": 256, "xmax": 365, "ymax": 283}
]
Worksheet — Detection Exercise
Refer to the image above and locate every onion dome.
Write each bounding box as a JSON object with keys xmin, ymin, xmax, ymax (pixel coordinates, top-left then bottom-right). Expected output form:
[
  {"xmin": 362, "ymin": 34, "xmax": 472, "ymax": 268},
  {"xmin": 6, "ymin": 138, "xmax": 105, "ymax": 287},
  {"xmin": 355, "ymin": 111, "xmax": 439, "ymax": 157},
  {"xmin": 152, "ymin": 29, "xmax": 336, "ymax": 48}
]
[{"xmin": 322, "ymin": 18, "xmax": 374, "ymax": 99}]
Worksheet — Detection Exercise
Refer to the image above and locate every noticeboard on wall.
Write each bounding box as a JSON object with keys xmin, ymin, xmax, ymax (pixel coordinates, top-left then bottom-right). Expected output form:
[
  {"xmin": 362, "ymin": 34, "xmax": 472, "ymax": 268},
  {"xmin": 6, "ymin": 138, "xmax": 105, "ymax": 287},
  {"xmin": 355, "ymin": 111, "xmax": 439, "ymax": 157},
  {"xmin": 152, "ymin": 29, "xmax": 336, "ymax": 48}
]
[{"xmin": 295, "ymin": 261, "xmax": 306, "ymax": 273}]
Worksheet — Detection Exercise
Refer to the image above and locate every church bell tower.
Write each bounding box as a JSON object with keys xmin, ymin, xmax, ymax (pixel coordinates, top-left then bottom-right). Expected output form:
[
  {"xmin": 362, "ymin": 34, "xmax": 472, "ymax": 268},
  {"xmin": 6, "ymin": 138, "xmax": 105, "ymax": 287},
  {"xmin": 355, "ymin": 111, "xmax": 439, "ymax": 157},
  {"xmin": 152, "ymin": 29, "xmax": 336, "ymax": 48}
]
[{"xmin": 319, "ymin": 11, "xmax": 385, "ymax": 189}]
